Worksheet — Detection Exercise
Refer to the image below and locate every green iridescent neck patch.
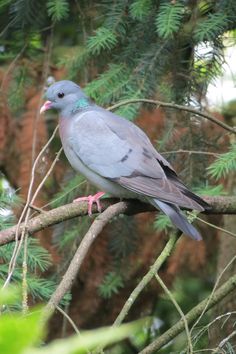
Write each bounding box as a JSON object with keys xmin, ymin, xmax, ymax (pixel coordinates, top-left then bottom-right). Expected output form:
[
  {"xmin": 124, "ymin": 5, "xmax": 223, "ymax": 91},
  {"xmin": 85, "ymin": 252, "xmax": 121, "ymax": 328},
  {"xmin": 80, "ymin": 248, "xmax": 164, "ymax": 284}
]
[{"xmin": 72, "ymin": 98, "xmax": 90, "ymax": 112}]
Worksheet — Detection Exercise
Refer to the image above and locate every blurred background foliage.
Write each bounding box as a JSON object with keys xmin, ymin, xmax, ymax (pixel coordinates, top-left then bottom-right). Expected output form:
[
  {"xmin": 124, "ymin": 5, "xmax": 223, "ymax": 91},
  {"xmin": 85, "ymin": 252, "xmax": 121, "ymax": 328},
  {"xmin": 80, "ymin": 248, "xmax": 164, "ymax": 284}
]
[{"xmin": 0, "ymin": 0, "xmax": 236, "ymax": 352}]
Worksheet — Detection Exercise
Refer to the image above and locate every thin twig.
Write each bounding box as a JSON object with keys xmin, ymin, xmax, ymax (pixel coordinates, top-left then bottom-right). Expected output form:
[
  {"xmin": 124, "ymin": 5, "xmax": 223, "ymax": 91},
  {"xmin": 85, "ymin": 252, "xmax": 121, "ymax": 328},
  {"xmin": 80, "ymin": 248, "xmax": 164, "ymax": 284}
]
[
  {"xmin": 139, "ymin": 272, "xmax": 236, "ymax": 353},
  {"xmin": 193, "ymin": 312, "xmax": 236, "ymax": 348},
  {"xmin": 160, "ymin": 149, "xmax": 220, "ymax": 157},
  {"xmin": 190, "ymin": 255, "xmax": 236, "ymax": 338},
  {"xmin": 31, "ymin": 147, "xmax": 63, "ymax": 204},
  {"xmin": 20, "ymin": 148, "xmax": 63, "ymax": 309},
  {"xmin": 194, "ymin": 214, "xmax": 236, "ymax": 238},
  {"xmin": 22, "ymin": 233, "xmax": 29, "ymax": 314},
  {"xmin": 113, "ymin": 233, "xmax": 178, "ymax": 327},
  {"xmin": 217, "ymin": 329, "xmax": 236, "ymax": 349},
  {"xmin": 108, "ymin": 99, "xmax": 236, "ymax": 134},
  {"xmin": 56, "ymin": 305, "xmax": 80, "ymax": 335},
  {"xmin": 2, "ymin": 126, "xmax": 59, "ymax": 289},
  {"xmin": 155, "ymin": 273, "xmax": 193, "ymax": 354},
  {"xmin": 29, "ymin": 204, "xmax": 46, "ymax": 214}
]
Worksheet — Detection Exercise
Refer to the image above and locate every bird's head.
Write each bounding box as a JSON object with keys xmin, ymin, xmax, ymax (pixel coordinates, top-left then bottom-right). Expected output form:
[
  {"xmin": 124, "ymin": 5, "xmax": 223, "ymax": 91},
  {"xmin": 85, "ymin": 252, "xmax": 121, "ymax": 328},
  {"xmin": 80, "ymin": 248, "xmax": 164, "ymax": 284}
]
[{"xmin": 40, "ymin": 80, "xmax": 89, "ymax": 115}]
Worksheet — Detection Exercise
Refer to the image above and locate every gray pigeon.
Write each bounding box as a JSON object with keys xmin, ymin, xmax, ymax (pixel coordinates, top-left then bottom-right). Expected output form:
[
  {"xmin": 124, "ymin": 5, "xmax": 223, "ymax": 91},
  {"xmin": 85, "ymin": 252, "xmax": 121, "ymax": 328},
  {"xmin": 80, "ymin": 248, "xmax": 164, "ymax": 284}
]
[{"xmin": 40, "ymin": 80, "xmax": 210, "ymax": 240}]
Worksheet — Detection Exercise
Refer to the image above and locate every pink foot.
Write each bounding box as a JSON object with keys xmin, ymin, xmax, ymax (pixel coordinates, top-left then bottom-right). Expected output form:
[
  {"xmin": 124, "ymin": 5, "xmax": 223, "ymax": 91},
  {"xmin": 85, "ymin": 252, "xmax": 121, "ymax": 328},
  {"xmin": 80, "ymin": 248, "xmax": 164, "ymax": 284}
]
[{"xmin": 73, "ymin": 191, "xmax": 105, "ymax": 216}]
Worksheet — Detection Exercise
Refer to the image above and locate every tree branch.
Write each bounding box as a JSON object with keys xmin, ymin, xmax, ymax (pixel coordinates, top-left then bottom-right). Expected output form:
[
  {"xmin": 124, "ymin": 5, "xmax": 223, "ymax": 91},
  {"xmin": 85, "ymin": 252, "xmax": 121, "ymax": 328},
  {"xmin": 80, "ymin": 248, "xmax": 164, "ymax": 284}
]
[
  {"xmin": 139, "ymin": 272, "xmax": 236, "ymax": 354},
  {"xmin": 44, "ymin": 202, "xmax": 128, "ymax": 316},
  {"xmin": 108, "ymin": 99, "xmax": 236, "ymax": 134},
  {"xmin": 0, "ymin": 196, "xmax": 236, "ymax": 246}
]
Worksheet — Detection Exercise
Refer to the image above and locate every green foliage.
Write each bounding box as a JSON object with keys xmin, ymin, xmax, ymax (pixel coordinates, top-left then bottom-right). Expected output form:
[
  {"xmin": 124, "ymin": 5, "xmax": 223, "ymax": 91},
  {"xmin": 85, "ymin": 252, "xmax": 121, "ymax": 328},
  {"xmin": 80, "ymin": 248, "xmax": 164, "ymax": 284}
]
[
  {"xmin": 155, "ymin": 2, "xmax": 185, "ymax": 38},
  {"xmin": 108, "ymin": 216, "xmax": 138, "ymax": 259},
  {"xmin": 102, "ymin": 0, "xmax": 128, "ymax": 38},
  {"xmin": 85, "ymin": 64, "xmax": 128, "ymax": 103},
  {"xmin": 154, "ymin": 213, "xmax": 172, "ymax": 233},
  {"xmin": 0, "ymin": 187, "xmax": 59, "ymax": 305},
  {"xmin": 0, "ymin": 0, "xmax": 12, "ymax": 10},
  {"xmin": 0, "ymin": 188, "xmax": 21, "ymax": 212},
  {"xmin": 47, "ymin": 0, "xmax": 69, "ymax": 22},
  {"xmin": 55, "ymin": 225, "xmax": 82, "ymax": 252},
  {"xmin": 59, "ymin": 47, "xmax": 90, "ymax": 79},
  {"xmin": 0, "ymin": 238, "xmax": 58, "ymax": 304},
  {"xmin": 0, "ymin": 309, "xmax": 44, "ymax": 354},
  {"xmin": 51, "ymin": 174, "xmax": 85, "ymax": 208},
  {"xmin": 155, "ymin": 276, "xmax": 212, "ymax": 352},
  {"xmin": 87, "ymin": 27, "xmax": 118, "ymax": 55},
  {"xmin": 0, "ymin": 188, "xmax": 21, "ymax": 229},
  {"xmin": 194, "ymin": 184, "xmax": 225, "ymax": 196},
  {"xmin": 0, "ymin": 285, "xmax": 21, "ymax": 305},
  {"xmin": 98, "ymin": 271, "xmax": 124, "ymax": 299},
  {"xmin": 29, "ymin": 320, "xmax": 143, "ymax": 354},
  {"xmin": 0, "ymin": 239, "xmax": 51, "ymax": 273},
  {"xmin": 7, "ymin": 64, "xmax": 33, "ymax": 115},
  {"xmin": 27, "ymin": 277, "xmax": 64, "ymax": 302},
  {"xmin": 207, "ymin": 144, "xmax": 236, "ymax": 180},
  {"xmin": 194, "ymin": 12, "xmax": 228, "ymax": 42},
  {"xmin": 0, "ymin": 288, "xmax": 142, "ymax": 354},
  {"xmin": 96, "ymin": 216, "xmax": 138, "ymax": 301},
  {"xmin": 9, "ymin": 0, "xmax": 46, "ymax": 28},
  {"xmin": 2, "ymin": 1, "xmax": 236, "ymax": 350},
  {"xmin": 130, "ymin": 0, "xmax": 152, "ymax": 21}
]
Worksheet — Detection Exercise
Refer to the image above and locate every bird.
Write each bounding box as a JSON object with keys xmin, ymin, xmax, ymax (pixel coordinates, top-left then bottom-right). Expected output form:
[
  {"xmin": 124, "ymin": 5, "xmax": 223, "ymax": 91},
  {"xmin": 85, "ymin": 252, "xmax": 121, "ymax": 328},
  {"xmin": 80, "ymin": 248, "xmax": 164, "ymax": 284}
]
[{"xmin": 40, "ymin": 80, "xmax": 210, "ymax": 241}]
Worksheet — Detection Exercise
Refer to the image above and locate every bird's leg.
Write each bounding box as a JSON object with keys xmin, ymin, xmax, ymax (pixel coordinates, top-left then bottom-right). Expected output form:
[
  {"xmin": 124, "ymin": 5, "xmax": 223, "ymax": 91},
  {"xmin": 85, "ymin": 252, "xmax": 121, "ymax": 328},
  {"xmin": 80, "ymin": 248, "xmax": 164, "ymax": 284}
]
[{"xmin": 73, "ymin": 191, "xmax": 105, "ymax": 216}]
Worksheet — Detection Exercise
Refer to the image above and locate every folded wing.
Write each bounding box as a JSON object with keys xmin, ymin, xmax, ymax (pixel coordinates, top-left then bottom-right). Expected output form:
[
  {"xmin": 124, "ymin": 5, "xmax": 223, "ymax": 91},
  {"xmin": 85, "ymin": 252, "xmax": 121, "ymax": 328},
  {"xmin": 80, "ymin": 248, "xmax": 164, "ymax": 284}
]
[{"xmin": 71, "ymin": 108, "xmax": 209, "ymax": 211}]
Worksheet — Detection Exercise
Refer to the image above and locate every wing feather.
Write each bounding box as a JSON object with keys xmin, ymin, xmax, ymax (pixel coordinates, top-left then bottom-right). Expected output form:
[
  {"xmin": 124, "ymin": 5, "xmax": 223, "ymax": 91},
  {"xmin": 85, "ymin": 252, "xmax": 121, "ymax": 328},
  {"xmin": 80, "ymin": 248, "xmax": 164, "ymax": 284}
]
[{"xmin": 71, "ymin": 110, "xmax": 165, "ymax": 179}]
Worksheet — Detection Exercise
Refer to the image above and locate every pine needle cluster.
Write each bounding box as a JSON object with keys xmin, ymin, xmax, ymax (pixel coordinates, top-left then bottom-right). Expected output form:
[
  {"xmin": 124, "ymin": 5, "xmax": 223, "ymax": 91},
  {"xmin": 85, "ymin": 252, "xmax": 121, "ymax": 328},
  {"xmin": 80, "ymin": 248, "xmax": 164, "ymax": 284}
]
[{"xmin": 0, "ymin": 187, "xmax": 65, "ymax": 307}]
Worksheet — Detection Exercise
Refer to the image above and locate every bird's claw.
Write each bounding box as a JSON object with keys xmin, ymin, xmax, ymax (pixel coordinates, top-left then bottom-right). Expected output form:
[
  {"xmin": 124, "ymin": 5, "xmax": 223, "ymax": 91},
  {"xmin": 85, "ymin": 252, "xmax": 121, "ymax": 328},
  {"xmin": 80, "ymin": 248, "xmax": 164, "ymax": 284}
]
[{"xmin": 73, "ymin": 191, "xmax": 105, "ymax": 216}]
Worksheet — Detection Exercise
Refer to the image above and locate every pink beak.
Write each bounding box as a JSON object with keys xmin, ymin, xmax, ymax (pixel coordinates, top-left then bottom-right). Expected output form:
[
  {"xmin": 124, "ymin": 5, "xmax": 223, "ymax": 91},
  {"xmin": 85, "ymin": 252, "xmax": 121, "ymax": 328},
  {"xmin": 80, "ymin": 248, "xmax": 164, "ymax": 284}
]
[{"xmin": 40, "ymin": 100, "xmax": 52, "ymax": 114}]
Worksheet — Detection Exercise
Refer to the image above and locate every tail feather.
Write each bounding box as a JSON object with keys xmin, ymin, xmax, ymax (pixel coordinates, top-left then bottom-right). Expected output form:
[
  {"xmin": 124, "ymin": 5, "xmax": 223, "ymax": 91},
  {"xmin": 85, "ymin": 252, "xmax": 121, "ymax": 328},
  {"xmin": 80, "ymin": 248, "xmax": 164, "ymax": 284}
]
[{"xmin": 154, "ymin": 199, "xmax": 202, "ymax": 241}]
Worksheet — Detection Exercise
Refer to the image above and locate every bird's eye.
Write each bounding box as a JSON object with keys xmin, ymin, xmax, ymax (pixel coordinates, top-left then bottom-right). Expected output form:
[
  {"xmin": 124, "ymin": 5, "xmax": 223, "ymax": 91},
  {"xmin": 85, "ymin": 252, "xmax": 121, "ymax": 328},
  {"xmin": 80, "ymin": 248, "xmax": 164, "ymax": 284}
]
[{"xmin": 57, "ymin": 92, "xmax": 64, "ymax": 98}]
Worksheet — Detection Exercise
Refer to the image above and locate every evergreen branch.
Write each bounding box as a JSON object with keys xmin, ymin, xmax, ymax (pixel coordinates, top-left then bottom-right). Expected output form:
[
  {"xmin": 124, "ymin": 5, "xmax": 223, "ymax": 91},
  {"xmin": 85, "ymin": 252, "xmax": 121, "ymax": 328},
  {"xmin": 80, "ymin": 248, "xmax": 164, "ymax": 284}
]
[
  {"xmin": 47, "ymin": 0, "xmax": 69, "ymax": 21},
  {"xmin": 87, "ymin": 27, "xmax": 118, "ymax": 55},
  {"xmin": 194, "ymin": 12, "xmax": 228, "ymax": 42},
  {"xmin": 155, "ymin": 2, "xmax": 185, "ymax": 39},
  {"xmin": 98, "ymin": 272, "xmax": 124, "ymax": 299},
  {"xmin": 207, "ymin": 143, "xmax": 236, "ymax": 179},
  {"xmin": 130, "ymin": 0, "xmax": 152, "ymax": 21},
  {"xmin": 44, "ymin": 202, "xmax": 128, "ymax": 316},
  {"xmin": 139, "ymin": 272, "xmax": 236, "ymax": 354},
  {"xmin": 108, "ymin": 99, "xmax": 236, "ymax": 134},
  {"xmin": 0, "ymin": 196, "xmax": 236, "ymax": 246}
]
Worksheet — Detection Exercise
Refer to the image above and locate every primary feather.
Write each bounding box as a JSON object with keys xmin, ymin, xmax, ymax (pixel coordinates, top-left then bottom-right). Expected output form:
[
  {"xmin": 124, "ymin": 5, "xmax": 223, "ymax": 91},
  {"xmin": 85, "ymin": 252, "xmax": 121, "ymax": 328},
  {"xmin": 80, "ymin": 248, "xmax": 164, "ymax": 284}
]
[{"xmin": 42, "ymin": 80, "xmax": 210, "ymax": 240}]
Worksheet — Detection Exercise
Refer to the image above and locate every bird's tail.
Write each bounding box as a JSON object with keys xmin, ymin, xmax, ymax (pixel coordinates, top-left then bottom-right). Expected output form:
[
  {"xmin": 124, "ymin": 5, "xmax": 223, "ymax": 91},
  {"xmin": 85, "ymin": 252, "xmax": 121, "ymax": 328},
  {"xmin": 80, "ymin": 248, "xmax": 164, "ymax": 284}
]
[{"xmin": 153, "ymin": 199, "xmax": 202, "ymax": 241}]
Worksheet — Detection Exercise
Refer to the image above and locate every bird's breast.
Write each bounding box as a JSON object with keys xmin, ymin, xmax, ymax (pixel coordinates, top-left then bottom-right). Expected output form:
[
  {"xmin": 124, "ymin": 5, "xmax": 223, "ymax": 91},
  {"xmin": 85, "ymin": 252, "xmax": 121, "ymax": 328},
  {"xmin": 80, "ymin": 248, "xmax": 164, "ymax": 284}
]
[{"xmin": 58, "ymin": 117, "xmax": 134, "ymax": 198}]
